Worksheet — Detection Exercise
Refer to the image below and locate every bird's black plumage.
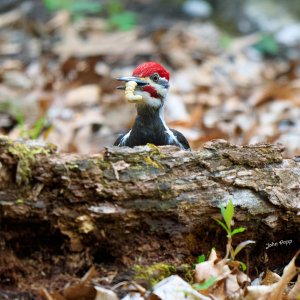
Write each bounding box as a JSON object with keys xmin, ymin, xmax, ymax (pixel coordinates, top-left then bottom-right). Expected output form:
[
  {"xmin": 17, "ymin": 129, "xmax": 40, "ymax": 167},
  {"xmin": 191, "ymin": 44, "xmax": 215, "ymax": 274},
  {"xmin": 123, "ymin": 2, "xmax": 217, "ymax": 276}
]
[
  {"xmin": 114, "ymin": 104, "xmax": 190, "ymax": 150},
  {"xmin": 170, "ymin": 129, "xmax": 190, "ymax": 150}
]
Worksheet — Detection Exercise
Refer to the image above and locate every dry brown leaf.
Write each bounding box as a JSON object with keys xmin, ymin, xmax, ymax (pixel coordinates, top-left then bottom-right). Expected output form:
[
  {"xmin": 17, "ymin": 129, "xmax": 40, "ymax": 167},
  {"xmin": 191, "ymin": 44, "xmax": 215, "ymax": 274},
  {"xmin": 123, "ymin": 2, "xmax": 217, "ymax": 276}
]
[
  {"xmin": 94, "ymin": 285, "xmax": 119, "ymax": 300},
  {"xmin": 261, "ymin": 270, "xmax": 281, "ymax": 285},
  {"xmin": 39, "ymin": 268, "xmax": 98, "ymax": 300},
  {"xmin": 0, "ymin": 9, "xmax": 22, "ymax": 28},
  {"xmin": 235, "ymin": 268, "xmax": 251, "ymax": 287},
  {"xmin": 40, "ymin": 288, "xmax": 57, "ymax": 300},
  {"xmin": 245, "ymin": 284, "xmax": 274, "ymax": 300},
  {"xmin": 195, "ymin": 249, "xmax": 231, "ymax": 285},
  {"xmin": 165, "ymin": 94, "xmax": 189, "ymax": 122},
  {"xmin": 64, "ymin": 85, "xmax": 100, "ymax": 108},
  {"xmin": 3, "ymin": 70, "xmax": 32, "ymax": 89},
  {"xmin": 245, "ymin": 250, "xmax": 300, "ymax": 300},
  {"xmin": 47, "ymin": 11, "xmax": 71, "ymax": 32},
  {"xmin": 288, "ymin": 274, "xmax": 300, "ymax": 300},
  {"xmin": 269, "ymin": 250, "xmax": 300, "ymax": 300},
  {"xmin": 225, "ymin": 273, "xmax": 243, "ymax": 298},
  {"xmin": 53, "ymin": 29, "xmax": 155, "ymax": 58},
  {"xmin": 63, "ymin": 267, "xmax": 98, "ymax": 300}
]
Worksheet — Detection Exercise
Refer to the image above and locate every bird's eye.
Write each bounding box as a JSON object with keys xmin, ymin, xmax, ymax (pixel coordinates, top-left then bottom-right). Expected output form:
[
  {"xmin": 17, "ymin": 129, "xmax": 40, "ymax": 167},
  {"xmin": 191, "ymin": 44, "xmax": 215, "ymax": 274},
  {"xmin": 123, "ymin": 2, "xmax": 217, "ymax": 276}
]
[{"xmin": 152, "ymin": 74, "xmax": 159, "ymax": 82}]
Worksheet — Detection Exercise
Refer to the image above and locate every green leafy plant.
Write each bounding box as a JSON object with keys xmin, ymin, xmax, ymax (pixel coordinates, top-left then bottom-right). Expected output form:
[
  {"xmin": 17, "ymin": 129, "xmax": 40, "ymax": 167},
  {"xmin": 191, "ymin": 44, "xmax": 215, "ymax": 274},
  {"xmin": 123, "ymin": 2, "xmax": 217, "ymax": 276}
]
[
  {"xmin": 106, "ymin": 0, "xmax": 136, "ymax": 31},
  {"xmin": 42, "ymin": 0, "xmax": 136, "ymax": 30},
  {"xmin": 43, "ymin": 0, "xmax": 102, "ymax": 18},
  {"xmin": 253, "ymin": 34, "xmax": 279, "ymax": 56},
  {"xmin": 16, "ymin": 112, "xmax": 49, "ymax": 140},
  {"xmin": 219, "ymin": 33, "xmax": 234, "ymax": 49},
  {"xmin": 215, "ymin": 198, "xmax": 255, "ymax": 270}
]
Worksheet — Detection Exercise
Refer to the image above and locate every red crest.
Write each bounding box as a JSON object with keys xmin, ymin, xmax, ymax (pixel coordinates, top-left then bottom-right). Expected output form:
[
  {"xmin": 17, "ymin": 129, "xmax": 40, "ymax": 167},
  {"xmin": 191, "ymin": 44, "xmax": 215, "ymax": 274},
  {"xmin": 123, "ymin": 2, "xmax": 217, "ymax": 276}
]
[{"xmin": 132, "ymin": 62, "xmax": 170, "ymax": 81}]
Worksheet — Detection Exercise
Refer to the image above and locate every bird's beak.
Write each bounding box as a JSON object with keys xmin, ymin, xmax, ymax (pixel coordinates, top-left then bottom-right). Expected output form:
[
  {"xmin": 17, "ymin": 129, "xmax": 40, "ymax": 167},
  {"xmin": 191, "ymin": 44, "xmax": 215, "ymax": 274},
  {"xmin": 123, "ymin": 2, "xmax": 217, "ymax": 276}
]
[{"xmin": 116, "ymin": 76, "xmax": 148, "ymax": 90}]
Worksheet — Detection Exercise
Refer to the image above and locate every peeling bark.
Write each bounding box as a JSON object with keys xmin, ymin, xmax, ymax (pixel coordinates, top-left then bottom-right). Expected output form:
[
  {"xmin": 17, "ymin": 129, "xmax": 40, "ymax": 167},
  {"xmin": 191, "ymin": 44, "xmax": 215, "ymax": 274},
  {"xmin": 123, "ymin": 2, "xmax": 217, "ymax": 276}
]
[{"xmin": 0, "ymin": 137, "xmax": 299, "ymax": 290}]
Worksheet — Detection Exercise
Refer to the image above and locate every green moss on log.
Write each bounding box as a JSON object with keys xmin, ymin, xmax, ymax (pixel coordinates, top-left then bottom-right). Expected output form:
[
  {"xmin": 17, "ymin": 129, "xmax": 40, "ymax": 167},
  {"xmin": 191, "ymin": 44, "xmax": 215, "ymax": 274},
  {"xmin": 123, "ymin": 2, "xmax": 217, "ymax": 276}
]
[{"xmin": 8, "ymin": 142, "xmax": 53, "ymax": 185}]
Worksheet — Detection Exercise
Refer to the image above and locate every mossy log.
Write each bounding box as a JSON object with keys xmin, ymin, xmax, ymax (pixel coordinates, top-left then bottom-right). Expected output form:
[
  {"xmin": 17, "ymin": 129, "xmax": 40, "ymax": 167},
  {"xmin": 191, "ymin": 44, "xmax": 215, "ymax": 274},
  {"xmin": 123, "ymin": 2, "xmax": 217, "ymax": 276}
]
[{"xmin": 0, "ymin": 136, "xmax": 299, "ymax": 291}]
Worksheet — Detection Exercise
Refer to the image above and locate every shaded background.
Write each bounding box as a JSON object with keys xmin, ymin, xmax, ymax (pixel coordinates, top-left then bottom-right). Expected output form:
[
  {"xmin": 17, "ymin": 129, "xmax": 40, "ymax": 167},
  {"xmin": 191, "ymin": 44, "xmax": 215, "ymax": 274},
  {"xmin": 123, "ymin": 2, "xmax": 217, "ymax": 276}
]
[{"xmin": 0, "ymin": 0, "xmax": 300, "ymax": 156}]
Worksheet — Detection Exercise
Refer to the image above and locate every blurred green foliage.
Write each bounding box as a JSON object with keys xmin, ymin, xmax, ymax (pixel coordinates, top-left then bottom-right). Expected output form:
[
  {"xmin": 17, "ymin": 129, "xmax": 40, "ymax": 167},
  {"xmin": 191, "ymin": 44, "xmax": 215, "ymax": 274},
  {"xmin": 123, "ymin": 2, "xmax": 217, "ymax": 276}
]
[
  {"xmin": 0, "ymin": 101, "xmax": 13, "ymax": 113},
  {"xmin": 253, "ymin": 34, "xmax": 280, "ymax": 56},
  {"xmin": 107, "ymin": 0, "xmax": 136, "ymax": 31},
  {"xmin": 0, "ymin": 101, "xmax": 48, "ymax": 139},
  {"xmin": 219, "ymin": 33, "xmax": 234, "ymax": 49},
  {"xmin": 16, "ymin": 112, "xmax": 48, "ymax": 140},
  {"xmin": 42, "ymin": 0, "xmax": 136, "ymax": 30},
  {"xmin": 43, "ymin": 0, "xmax": 102, "ymax": 17}
]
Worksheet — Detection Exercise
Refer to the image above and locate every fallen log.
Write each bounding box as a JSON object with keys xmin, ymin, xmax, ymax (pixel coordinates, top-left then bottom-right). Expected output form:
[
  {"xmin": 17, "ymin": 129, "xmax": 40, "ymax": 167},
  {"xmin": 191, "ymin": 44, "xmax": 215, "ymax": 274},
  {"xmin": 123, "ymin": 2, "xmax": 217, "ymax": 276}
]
[{"xmin": 0, "ymin": 136, "xmax": 299, "ymax": 292}]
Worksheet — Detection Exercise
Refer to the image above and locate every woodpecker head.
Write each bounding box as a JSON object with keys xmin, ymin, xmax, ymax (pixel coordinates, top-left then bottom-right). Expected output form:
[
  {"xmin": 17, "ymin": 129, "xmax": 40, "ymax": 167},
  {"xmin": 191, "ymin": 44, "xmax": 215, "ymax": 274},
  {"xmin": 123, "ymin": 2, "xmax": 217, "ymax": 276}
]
[{"xmin": 117, "ymin": 62, "xmax": 170, "ymax": 108}]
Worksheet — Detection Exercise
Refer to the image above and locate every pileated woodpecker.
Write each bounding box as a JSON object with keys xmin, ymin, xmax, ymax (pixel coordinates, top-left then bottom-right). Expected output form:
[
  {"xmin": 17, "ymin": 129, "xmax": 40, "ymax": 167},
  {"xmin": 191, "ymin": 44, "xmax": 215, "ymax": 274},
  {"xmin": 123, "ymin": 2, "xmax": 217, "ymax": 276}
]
[{"xmin": 114, "ymin": 62, "xmax": 190, "ymax": 150}]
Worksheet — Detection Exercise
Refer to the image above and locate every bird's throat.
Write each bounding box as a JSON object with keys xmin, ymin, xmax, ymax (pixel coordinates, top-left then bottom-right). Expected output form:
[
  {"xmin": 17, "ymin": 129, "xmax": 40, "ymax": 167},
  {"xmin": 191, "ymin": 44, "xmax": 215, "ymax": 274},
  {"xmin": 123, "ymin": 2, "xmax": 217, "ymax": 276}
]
[
  {"xmin": 136, "ymin": 103, "xmax": 162, "ymax": 120},
  {"xmin": 129, "ymin": 105, "xmax": 168, "ymax": 146}
]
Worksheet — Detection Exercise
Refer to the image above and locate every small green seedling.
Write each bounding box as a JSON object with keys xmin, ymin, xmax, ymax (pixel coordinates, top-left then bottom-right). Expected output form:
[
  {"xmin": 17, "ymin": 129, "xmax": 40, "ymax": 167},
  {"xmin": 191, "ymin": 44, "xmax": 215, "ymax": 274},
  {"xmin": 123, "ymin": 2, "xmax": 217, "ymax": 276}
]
[
  {"xmin": 216, "ymin": 198, "xmax": 246, "ymax": 239},
  {"xmin": 215, "ymin": 198, "xmax": 255, "ymax": 270}
]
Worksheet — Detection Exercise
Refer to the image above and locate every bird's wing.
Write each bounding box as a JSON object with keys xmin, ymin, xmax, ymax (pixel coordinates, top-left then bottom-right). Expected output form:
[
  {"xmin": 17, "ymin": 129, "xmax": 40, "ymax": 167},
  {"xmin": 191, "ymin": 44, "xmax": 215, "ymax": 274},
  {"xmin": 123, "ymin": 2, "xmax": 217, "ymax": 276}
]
[
  {"xmin": 170, "ymin": 129, "xmax": 191, "ymax": 150},
  {"xmin": 113, "ymin": 133, "xmax": 126, "ymax": 146}
]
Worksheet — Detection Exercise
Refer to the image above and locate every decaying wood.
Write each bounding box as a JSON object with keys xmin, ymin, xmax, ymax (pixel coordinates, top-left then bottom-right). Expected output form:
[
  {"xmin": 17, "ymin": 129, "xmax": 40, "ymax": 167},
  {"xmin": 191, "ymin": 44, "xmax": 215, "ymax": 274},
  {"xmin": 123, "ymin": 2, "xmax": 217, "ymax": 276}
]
[{"xmin": 0, "ymin": 136, "xmax": 299, "ymax": 281}]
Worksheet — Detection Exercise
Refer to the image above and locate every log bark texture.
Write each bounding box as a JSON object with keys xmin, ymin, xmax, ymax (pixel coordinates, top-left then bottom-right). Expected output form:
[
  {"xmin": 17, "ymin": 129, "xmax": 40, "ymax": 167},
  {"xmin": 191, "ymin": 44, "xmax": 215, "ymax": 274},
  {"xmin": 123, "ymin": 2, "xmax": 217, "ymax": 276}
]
[{"xmin": 0, "ymin": 136, "xmax": 299, "ymax": 281}]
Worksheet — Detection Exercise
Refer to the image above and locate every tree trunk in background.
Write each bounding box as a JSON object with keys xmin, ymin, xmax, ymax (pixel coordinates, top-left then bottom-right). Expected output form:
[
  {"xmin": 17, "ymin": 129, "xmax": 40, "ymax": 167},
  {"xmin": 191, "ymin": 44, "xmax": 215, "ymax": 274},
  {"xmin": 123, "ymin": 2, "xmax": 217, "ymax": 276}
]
[{"xmin": 0, "ymin": 136, "xmax": 299, "ymax": 285}]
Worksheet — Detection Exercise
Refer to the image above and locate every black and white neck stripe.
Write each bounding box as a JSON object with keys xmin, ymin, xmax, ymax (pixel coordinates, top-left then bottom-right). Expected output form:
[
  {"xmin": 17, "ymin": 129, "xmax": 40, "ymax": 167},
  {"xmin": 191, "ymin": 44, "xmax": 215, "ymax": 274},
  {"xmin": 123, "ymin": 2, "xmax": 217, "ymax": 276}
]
[{"xmin": 114, "ymin": 105, "xmax": 190, "ymax": 150}]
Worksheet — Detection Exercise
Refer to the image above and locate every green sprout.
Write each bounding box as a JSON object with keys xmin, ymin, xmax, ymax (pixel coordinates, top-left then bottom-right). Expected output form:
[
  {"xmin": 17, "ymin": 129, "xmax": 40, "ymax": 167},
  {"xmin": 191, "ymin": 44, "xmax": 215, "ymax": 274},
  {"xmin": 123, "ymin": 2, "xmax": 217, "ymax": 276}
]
[
  {"xmin": 16, "ymin": 112, "xmax": 50, "ymax": 140},
  {"xmin": 215, "ymin": 198, "xmax": 255, "ymax": 270}
]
